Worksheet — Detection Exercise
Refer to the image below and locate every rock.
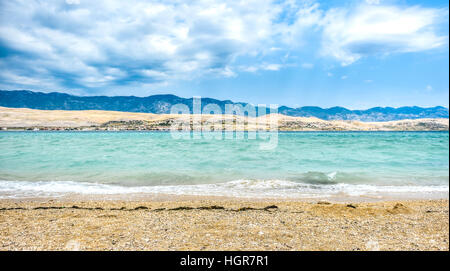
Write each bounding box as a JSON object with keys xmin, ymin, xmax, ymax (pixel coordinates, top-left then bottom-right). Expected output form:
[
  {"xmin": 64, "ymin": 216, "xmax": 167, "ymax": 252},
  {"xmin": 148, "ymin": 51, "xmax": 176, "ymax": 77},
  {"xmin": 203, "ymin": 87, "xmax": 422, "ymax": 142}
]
[
  {"xmin": 134, "ymin": 206, "xmax": 149, "ymax": 210},
  {"xmin": 264, "ymin": 205, "xmax": 278, "ymax": 211}
]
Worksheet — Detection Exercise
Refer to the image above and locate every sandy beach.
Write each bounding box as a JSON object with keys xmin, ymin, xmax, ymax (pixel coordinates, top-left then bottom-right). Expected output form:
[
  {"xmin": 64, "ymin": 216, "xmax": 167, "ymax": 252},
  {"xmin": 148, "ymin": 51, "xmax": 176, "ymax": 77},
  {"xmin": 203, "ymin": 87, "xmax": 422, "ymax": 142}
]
[{"xmin": 0, "ymin": 197, "xmax": 448, "ymax": 251}]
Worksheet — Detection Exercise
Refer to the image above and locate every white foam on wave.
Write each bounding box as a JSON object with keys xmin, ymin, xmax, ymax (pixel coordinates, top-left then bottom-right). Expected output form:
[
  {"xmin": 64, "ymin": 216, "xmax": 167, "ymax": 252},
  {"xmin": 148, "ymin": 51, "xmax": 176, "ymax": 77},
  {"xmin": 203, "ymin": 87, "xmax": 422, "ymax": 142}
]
[
  {"xmin": 327, "ymin": 171, "xmax": 337, "ymax": 180},
  {"xmin": 0, "ymin": 179, "xmax": 448, "ymax": 199}
]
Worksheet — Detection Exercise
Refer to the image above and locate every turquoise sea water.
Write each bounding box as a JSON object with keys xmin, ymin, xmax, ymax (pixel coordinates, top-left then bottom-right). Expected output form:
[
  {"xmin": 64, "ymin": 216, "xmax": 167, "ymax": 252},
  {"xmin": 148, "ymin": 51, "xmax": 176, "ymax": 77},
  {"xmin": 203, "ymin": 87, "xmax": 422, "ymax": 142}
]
[{"xmin": 0, "ymin": 131, "xmax": 448, "ymax": 199}]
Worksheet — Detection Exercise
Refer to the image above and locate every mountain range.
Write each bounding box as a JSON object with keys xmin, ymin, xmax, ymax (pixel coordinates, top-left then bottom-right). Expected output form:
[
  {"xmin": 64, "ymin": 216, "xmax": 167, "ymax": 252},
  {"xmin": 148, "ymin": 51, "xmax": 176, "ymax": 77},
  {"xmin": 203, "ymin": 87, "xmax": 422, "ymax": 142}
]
[{"xmin": 1, "ymin": 90, "xmax": 448, "ymax": 122}]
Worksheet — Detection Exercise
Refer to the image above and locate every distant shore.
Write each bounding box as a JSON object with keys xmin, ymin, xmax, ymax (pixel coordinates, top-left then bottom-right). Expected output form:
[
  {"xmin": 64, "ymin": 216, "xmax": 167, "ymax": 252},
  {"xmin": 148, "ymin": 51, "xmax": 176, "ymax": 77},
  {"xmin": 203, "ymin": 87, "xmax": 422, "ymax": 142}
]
[
  {"xmin": 1, "ymin": 106, "xmax": 448, "ymax": 131},
  {"xmin": 0, "ymin": 197, "xmax": 448, "ymax": 251}
]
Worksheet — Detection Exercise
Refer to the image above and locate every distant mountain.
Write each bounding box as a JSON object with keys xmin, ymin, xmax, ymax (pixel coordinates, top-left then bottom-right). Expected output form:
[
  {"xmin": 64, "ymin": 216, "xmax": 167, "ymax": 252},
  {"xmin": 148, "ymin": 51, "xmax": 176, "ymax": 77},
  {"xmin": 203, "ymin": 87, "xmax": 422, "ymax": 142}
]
[
  {"xmin": 1, "ymin": 90, "xmax": 448, "ymax": 121},
  {"xmin": 277, "ymin": 105, "xmax": 449, "ymax": 121}
]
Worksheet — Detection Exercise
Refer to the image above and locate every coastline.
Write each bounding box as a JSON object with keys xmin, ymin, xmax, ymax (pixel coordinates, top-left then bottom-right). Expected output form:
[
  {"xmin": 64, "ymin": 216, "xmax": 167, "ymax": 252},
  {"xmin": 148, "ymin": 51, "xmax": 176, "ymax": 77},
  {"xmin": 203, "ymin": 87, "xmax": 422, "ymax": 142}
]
[
  {"xmin": 1, "ymin": 106, "xmax": 448, "ymax": 131},
  {"xmin": 1, "ymin": 197, "xmax": 448, "ymax": 251},
  {"xmin": 1, "ymin": 109, "xmax": 448, "ymax": 251}
]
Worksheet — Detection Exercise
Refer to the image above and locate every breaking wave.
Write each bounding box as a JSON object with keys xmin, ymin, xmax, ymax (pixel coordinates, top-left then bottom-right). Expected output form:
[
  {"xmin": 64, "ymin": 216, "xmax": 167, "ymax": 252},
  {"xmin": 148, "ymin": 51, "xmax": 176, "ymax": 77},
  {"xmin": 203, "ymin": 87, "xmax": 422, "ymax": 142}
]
[{"xmin": 0, "ymin": 179, "xmax": 448, "ymax": 200}]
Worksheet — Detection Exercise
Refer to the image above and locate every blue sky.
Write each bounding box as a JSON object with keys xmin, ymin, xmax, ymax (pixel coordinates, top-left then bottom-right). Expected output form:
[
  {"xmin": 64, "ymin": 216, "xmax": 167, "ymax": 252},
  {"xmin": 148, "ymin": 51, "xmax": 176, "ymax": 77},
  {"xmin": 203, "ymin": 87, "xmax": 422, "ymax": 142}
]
[{"xmin": 0, "ymin": 0, "xmax": 448, "ymax": 109}]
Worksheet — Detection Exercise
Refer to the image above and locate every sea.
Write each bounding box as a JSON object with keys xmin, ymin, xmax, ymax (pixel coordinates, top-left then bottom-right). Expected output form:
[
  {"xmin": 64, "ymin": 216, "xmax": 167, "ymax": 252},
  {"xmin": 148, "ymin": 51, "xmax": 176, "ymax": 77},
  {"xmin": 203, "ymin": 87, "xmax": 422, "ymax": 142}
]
[{"xmin": 0, "ymin": 131, "xmax": 448, "ymax": 200}]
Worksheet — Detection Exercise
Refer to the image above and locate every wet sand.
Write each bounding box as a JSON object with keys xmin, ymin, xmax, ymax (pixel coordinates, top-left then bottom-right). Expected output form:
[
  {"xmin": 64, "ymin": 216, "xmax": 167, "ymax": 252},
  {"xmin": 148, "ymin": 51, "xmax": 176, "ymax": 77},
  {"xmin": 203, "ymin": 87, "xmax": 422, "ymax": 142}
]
[{"xmin": 0, "ymin": 197, "xmax": 448, "ymax": 251}]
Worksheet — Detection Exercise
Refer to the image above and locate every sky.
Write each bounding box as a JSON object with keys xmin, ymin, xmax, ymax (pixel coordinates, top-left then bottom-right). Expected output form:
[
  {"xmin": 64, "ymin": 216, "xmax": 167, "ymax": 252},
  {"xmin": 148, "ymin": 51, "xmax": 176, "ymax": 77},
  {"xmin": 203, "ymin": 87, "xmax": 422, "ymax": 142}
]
[{"xmin": 0, "ymin": 0, "xmax": 448, "ymax": 109}]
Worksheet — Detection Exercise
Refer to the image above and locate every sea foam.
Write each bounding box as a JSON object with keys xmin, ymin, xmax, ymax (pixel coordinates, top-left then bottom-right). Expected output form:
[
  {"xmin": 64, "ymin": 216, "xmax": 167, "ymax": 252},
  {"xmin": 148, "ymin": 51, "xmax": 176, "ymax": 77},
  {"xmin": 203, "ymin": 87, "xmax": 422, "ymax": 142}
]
[{"xmin": 0, "ymin": 179, "xmax": 448, "ymax": 200}]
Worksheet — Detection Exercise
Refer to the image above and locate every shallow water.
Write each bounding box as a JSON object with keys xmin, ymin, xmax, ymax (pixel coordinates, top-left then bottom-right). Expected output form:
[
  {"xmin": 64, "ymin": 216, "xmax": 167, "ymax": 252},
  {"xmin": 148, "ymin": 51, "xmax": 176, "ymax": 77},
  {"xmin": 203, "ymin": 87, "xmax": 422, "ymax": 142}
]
[{"xmin": 0, "ymin": 131, "xmax": 448, "ymax": 199}]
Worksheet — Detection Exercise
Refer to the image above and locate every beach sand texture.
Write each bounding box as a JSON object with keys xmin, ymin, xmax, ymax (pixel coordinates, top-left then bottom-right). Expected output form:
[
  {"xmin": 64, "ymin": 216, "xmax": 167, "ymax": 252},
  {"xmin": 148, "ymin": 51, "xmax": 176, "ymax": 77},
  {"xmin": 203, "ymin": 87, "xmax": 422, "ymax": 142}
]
[{"xmin": 0, "ymin": 199, "xmax": 448, "ymax": 251}]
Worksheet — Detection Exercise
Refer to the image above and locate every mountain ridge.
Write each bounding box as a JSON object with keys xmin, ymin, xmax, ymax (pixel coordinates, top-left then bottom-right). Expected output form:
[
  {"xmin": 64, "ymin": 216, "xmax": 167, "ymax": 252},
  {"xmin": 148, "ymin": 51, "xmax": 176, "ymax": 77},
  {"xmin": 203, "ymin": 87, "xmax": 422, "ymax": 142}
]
[{"xmin": 1, "ymin": 90, "xmax": 448, "ymax": 122}]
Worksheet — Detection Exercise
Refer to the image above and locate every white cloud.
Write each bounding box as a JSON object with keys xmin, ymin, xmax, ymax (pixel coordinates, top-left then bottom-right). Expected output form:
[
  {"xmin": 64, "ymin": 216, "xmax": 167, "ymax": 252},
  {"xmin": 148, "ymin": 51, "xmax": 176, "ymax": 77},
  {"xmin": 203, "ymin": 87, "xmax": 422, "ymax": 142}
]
[
  {"xmin": 321, "ymin": 4, "xmax": 448, "ymax": 65},
  {"xmin": 264, "ymin": 64, "xmax": 282, "ymax": 71},
  {"xmin": 66, "ymin": 0, "xmax": 80, "ymax": 5},
  {"xmin": 365, "ymin": 0, "xmax": 380, "ymax": 5},
  {"xmin": 426, "ymin": 85, "xmax": 433, "ymax": 91},
  {"xmin": 276, "ymin": 2, "xmax": 323, "ymax": 46},
  {"xmin": 140, "ymin": 69, "xmax": 168, "ymax": 80},
  {"xmin": 0, "ymin": 0, "xmax": 289, "ymax": 91},
  {"xmin": 341, "ymin": 75, "xmax": 348, "ymax": 80},
  {"xmin": 240, "ymin": 63, "xmax": 285, "ymax": 73},
  {"xmin": 0, "ymin": 0, "xmax": 447, "ymax": 93},
  {"xmin": 220, "ymin": 67, "xmax": 237, "ymax": 78}
]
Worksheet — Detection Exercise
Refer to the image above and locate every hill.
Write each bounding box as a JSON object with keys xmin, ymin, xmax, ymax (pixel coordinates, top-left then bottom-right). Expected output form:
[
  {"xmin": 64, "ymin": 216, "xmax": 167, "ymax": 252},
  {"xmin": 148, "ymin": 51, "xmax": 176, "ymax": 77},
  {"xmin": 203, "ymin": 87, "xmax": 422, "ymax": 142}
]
[{"xmin": 0, "ymin": 90, "xmax": 448, "ymax": 121}]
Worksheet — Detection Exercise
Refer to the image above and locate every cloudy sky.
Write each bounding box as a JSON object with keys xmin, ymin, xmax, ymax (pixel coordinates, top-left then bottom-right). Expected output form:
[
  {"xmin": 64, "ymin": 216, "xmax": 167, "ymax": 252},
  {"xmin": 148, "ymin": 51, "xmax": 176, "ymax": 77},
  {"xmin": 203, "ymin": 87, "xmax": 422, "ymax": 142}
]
[{"xmin": 0, "ymin": 0, "xmax": 448, "ymax": 108}]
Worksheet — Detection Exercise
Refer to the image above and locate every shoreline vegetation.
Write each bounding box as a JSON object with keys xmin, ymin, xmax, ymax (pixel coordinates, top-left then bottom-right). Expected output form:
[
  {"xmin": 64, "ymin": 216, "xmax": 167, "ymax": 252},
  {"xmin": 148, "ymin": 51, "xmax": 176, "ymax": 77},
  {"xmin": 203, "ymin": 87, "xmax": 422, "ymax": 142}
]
[
  {"xmin": 0, "ymin": 198, "xmax": 448, "ymax": 251},
  {"xmin": 1, "ymin": 106, "xmax": 448, "ymax": 131}
]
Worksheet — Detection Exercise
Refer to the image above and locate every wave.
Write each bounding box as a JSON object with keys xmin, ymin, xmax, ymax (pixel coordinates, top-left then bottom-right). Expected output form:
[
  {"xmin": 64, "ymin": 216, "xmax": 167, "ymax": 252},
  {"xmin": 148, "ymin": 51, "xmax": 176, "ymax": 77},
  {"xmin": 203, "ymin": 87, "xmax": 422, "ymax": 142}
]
[
  {"xmin": 0, "ymin": 179, "xmax": 448, "ymax": 199},
  {"xmin": 289, "ymin": 171, "xmax": 340, "ymax": 185}
]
